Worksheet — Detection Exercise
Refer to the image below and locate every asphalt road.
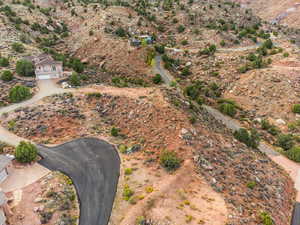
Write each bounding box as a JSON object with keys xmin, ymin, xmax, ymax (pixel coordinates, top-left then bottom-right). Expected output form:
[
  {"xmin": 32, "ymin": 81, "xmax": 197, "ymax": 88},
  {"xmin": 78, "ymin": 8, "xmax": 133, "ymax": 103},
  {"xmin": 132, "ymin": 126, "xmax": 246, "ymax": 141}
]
[
  {"xmin": 38, "ymin": 138, "xmax": 120, "ymax": 225},
  {"xmin": 292, "ymin": 202, "xmax": 300, "ymax": 225}
]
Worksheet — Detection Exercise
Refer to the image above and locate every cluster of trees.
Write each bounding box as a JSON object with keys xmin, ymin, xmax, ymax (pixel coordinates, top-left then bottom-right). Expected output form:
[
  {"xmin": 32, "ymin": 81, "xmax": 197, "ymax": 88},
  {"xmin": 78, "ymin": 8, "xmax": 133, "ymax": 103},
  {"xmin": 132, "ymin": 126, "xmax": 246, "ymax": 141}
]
[
  {"xmin": 238, "ymin": 39, "xmax": 274, "ymax": 73},
  {"xmin": 199, "ymin": 44, "xmax": 217, "ymax": 56},
  {"xmin": 259, "ymin": 117, "xmax": 300, "ymax": 162},
  {"xmin": 69, "ymin": 72, "xmax": 87, "ymax": 87},
  {"xmin": 234, "ymin": 128, "xmax": 260, "ymax": 149},
  {"xmin": 184, "ymin": 80, "xmax": 221, "ymax": 104}
]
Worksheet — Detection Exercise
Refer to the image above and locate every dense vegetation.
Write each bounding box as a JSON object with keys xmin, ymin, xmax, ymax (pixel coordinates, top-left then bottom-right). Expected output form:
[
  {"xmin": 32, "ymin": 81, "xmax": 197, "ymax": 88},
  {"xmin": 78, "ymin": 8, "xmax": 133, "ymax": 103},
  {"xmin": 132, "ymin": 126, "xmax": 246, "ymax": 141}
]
[{"xmin": 15, "ymin": 141, "xmax": 38, "ymax": 163}]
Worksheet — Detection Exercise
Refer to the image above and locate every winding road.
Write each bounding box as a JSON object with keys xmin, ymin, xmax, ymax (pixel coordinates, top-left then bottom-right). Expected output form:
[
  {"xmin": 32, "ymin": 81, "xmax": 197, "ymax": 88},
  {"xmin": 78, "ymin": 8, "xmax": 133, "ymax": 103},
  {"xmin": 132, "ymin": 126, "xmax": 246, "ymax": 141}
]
[
  {"xmin": 0, "ymin": 80, "xmax": 120, "ymax": 225},
  {"xmin": 153, "ymin": 54, "xmax": 300, "ymax": 225}
]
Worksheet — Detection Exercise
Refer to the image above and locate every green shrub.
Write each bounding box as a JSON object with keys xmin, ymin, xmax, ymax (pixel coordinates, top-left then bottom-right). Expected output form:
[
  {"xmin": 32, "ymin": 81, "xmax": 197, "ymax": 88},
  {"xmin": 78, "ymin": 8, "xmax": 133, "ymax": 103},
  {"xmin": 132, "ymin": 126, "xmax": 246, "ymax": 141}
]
[
  {"xmin": 70, "ymin": 58, "xmax": 84, "ymax": 73},
  {"xmin": 260, "ymin": 212, "xmax": 273, "ymax": 225},
  {"xmin": 12, "ymin": 42, "xmax": 25, "ymax": 53},
  {"xmin": 283, "ymin": 52, "xmax": 289, "ymax": 57},
  {"xmin": 199, "ymin": 44, "xmax": 217, "ymax": 55},
  {"xmin": 9, "ymin": 85, "xmax": 31, "ymax": 103},
  {"xmin": 154, "ymin": 45, "xmax": 165, "ymax": 54},
  {"xmin": 292, "ymin": 104, "xmax": 300, "ymax": 114},
  {"xmin": 160, "ymin": 150, "xmax": 181, "ymax": 171},
  {"xmin": 152, "ymin": 74, "xmax": 162, "ymax": 84},
  {"xmin": 177, "ymin": 25, "xmax": 185, "ymax": 33},
  {"xmin": 111, "ymin": 127, "xmax": 119, "ymax": 137},
  {"xmin": 285, "ymin": 146, "xmax": 300, "ymax": 162},
  {"xmin": 246, "ymin": 181, "xmax": 256, "ymax": 189},
  {"xmin": 0, "ymin": 57, "xmax": 9, "ymax": 67},
  {"xmin": 220, "ymin": 40, "xmax": 226, "ymax": 47},
  {"xmin": 16, "ymin": 59, "xmax": 34, "ymax": 76},
  {"xmin": 238, "ymin": 65, "xmax": 249, "ymax": 73},
  {"xmin": 181, "ymin": 66, "xmax": 191, "ymax": 76},
  {"xmin": 123, "ymin": 184, "xmax": 134, "ymax": 201},
  {"xmin": 69, "ymin": 72, "xmax": 81, "ymax": 86},
  {"xmin": 115, "ymin": 27, "xmax": 126, "ymax": 37},
  {"xmin": 86, "ymin": 92, "xmax": 102, "ymax": 99},
  {"xmin": 261, "ymin": 119, "xmax": 280, "ymax": 136},
  {"xmin": 124, "ymin": 168, "xmax": 133, "ymax": 175},
  {"xmin": 15, "ymin": 141, "xmax": 38, "ymax": 163},
  {"xmin": 276, "ymin": 134, "xmax": 294, "ymax": 151},
  {"xmin": 262, "ymin": 39, "xmax": 273, "ymax": 49},
  {"xmin": 181, "ymin": 40, "xmax": 188, "ymax": 45},
  {"xmin": 1, "ymin": 70, "xmax": 13, "ymax": 81},
  {"xmin": 219, "ymin": 103, "xmax": 236, "ymax": 117},
  {"xmin": 234, "ymin": 128, "xmax": 260, "ymax": 148}
]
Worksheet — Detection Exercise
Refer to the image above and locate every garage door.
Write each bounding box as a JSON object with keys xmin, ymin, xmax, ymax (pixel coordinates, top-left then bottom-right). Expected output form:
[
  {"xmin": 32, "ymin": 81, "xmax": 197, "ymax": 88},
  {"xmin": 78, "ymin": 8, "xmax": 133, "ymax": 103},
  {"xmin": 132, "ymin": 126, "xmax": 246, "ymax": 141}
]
[
  {"xmin": 38, "ymin": 75, "xmax": 51, "ymax": 80},
  {"xmin": 0, "ymin": 170, "xmax": 7, "ymax": 183}
]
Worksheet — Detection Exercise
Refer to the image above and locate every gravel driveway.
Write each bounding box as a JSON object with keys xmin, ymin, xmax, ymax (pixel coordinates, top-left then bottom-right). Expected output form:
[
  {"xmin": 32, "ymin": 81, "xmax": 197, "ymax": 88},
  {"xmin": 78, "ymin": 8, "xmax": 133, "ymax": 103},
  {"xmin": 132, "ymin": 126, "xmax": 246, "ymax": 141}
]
[{"xmin": 38, "ymin": 138, "xmax": 120, "ymax": 225}]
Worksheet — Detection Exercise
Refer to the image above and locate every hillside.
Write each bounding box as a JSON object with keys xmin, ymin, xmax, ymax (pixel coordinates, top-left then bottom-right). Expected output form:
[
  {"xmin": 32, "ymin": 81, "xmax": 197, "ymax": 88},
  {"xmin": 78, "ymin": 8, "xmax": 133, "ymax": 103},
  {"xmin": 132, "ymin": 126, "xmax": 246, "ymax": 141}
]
[
  {"xmin": 235, "ymin": 0, "xmax": 300, "ymax": 29},
  {"xmin": 0, "ymin": 0, "xmax": 299, "ymax": 225}
]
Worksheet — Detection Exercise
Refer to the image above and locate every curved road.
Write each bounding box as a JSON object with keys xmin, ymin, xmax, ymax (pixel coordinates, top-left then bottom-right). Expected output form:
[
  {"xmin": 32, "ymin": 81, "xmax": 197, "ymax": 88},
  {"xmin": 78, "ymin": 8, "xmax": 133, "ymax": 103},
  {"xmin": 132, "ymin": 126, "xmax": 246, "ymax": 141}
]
[
  {"xmin": 0, "ymin": 80, "xmax": 120, "ymax": 225},
  {"xmin": 39, "ymin": 138, "xmax": 120, "ymax": 225}
]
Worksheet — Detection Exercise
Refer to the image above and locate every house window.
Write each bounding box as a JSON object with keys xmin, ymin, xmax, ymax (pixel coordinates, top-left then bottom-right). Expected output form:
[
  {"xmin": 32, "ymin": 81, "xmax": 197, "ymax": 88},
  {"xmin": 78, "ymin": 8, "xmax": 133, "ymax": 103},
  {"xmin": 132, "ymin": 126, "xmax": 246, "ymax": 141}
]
[{"xmin": 52, "ymin": 66, "xmax": 56, "ymax": 71}]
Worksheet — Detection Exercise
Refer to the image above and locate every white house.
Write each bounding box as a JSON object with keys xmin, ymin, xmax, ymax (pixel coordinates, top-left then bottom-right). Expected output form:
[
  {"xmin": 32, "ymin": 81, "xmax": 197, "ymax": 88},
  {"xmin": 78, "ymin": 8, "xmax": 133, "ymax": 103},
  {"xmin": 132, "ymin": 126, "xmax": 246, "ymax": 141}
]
[{"xmin": 24, "ymin": 54, "xmax": 63, "ymax": 80}]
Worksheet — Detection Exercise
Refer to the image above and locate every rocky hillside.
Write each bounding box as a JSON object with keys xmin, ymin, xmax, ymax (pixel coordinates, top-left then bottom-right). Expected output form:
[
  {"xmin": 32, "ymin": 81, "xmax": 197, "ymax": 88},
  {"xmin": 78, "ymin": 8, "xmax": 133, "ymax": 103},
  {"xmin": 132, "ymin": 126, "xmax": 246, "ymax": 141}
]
[{"xmin": 235, "ymin": 0, "xmax": 300, "ymax": 29}]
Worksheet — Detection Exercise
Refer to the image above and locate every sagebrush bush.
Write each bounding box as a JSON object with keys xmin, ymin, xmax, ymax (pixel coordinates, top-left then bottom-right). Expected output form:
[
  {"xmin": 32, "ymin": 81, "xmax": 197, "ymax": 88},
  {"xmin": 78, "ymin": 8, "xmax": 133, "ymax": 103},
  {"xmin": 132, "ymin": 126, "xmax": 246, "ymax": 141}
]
[
  {"xmin": 219, "ymin": 103, "xmax": 236, "ymax": 117},
  {"xmin": 160, "ymin": 150, "xmax": 181, "ymax": 171}
]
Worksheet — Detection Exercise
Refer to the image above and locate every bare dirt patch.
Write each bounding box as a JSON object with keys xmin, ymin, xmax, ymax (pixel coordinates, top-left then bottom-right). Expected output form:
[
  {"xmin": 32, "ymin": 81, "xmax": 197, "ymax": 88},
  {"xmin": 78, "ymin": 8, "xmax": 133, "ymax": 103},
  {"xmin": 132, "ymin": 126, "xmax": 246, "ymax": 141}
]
[{"xmin": 110, "ymin": 159, "xmax": 227, "ymax": 225}]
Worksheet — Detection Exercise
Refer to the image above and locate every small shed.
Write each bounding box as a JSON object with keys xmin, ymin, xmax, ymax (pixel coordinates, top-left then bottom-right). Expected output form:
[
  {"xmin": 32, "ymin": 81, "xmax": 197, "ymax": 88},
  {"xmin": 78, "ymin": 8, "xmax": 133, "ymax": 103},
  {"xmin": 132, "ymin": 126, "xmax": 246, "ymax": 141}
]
[{"xmin": 0, "ymin": 156, "xmax": 12, "ymax": 183}]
